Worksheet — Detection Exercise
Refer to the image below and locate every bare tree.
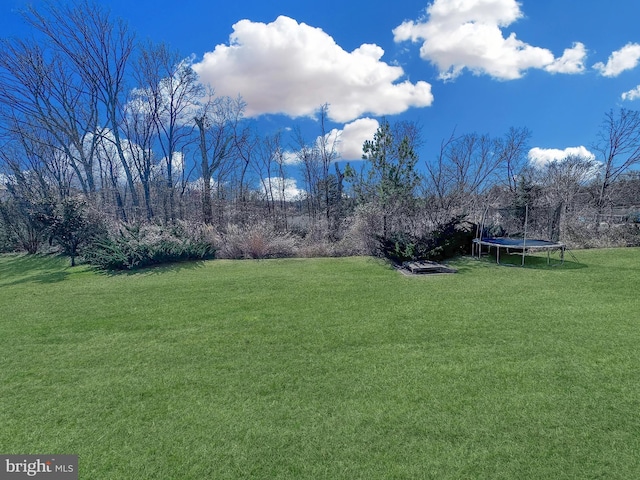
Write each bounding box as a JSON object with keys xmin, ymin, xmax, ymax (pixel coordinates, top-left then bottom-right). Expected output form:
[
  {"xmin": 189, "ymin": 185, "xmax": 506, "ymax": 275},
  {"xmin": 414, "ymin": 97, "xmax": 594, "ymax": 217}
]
[
  {"xmin": 232, "ymin": 124, "xmax": 258, "ymax": 223},
  {"xmin": 290, "ymin": 104, "xmax": 342, "ymax": 234},
  {"xmin": 0, "ymin": 134, "xmax": 56, "ymax": 253},
  {"xmin": 424, "ymin": 131, "xmax": 456, "ymax": 222},
  {"xmin": 425, "ymin": 130, "xmax": 503, "ymax": 222},
  {"xmin": 122, "ymin": 91, "xmax": 158, "ymax": 221},
  {"xmin": 495, "ymin": 126, "xmax": 532, "ymax": 194},
  {"xmin": 317, "ymin": 104, "xmax": 340, "ymax": 226},
  {"xmin": 1, "ymin": 123, "xmax": 75, "ymax": 201},
  {"xmin": 253, "ymin": 133, "xmax": 279, "ymax": 218},
  {"xmin": 194, "ymin": 95, "xmax": 245, "ymax": 225},
  {"xmin": 273, "ymin": 135, "xmax": 291, "ymax": 230},
  {"xmin": 22, "ymin": 0, "xmax": 140, "ymax": 215},
  {"xmin": 133, "ymin": 42, "xmax": 204, "ymax": 222},
  {"xmin": 539, "ymin": 154, "xmax": 597, "ymax": 210},
  {"xmin": 450, "ymin": 133, "xmax": 497, "ymax": 196},
  {"xmin": 292, "ymin": 127, "xmax": 321, "ymax": 223},
  {"xmin": 0, "ymin": 37, "xmax": 100, "ymax": 197},
  {"xmin": 592, "ymin": 108, "xmax": 640, "ymax": 212}
]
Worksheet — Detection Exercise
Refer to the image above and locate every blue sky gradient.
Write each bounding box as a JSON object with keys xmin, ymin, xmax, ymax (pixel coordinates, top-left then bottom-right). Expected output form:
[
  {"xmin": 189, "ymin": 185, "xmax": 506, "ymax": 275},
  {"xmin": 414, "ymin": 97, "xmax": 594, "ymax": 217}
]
[{"xmin": 2, "ymin": 0, "xmax": 640, "ymax": 172}]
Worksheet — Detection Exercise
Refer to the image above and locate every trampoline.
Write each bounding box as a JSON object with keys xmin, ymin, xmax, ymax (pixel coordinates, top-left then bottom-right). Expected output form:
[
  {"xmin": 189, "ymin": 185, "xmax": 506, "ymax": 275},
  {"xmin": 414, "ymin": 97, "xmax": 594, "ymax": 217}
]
[{"xmin": 472, "ymin": 237, "xmax": 565, "ymax": 266}]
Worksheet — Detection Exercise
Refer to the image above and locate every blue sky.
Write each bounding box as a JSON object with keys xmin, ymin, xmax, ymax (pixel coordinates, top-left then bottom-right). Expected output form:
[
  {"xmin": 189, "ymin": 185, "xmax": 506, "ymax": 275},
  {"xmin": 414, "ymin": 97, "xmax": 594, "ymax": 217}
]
[{"xmin": 3, "ymin": 0, "xmax": 640, "ymax": 174}]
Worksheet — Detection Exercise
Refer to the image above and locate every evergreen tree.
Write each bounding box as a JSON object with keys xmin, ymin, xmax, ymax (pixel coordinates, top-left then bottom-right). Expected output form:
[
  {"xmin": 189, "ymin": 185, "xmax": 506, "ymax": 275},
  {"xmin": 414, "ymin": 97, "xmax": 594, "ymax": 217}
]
[{"xmin": 358, "ymin": 120, "xmax": 422, "ymax": 238}]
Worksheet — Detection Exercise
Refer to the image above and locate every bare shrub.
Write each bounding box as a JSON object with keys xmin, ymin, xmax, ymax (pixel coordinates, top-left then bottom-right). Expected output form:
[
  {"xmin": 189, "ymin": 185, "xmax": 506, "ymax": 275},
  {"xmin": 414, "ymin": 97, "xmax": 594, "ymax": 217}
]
[
  {"xmin": 295, "ymin": 221, "xmax": 337, "ymax": 257},
  {"xmin": 339, "ymin": 204, "xmax": 384, "ymax": 255},
  {"xmin": 218, "ymin": 222, "xmax": 297, "ymax": 259},
  {"xmin": 563, "ymin": 220, "xmax": 640, "ymax": 248},
  {"xmin": 176, "ymin": 220, "xmax": 221, "ymax": 248},
  {"xmin": 297, "ymin": 240, "xmax": 335, "ymax": 258}
]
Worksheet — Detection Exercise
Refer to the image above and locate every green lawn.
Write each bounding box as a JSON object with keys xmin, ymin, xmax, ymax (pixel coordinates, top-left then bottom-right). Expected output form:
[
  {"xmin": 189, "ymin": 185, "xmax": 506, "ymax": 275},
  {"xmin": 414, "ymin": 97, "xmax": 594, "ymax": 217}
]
[{"xmin": 1, "ymin": 249, "xmax": 639, "ymax": 479}]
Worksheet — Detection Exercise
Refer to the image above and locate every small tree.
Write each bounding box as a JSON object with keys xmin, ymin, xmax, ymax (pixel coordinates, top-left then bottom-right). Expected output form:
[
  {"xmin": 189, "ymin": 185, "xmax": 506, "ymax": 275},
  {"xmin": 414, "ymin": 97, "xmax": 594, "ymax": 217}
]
[
  {"xmin": 510, "ymin": 171, "xmax": 542, "ymax": 233},
  {"xmin": 356, "ymin": 120, "xmax": 422, "ymax": 238},
  {"xmin": 37, "ymin": 198, "xmax": 104, "ymax": 266},
  {"xmin": 0, "ymin": 197, "xmax": 44, "ymax": 254}
]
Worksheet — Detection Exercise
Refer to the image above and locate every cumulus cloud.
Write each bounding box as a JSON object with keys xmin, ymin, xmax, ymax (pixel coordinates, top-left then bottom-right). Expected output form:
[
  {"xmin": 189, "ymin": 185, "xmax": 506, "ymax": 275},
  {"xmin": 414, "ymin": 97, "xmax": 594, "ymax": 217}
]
[
  {"xmin": 260, "ymin": 177, "xmax": 305, "ymax": 201},
  {"xmin": 281, "ymin": 151, "xmax": 300, "ymax": 166},
  {"xmin": 393, "ymin": 0, "xmax": 586, "ymax": 80},
  {"xmin": 282, "ymin": 118, "xmax": 378, "ymax": 169},
  {"xmin": 82, "ymin": 128, "xmax": 141, "ymax": 185},
  {"xmin": 545, "ymin": 42, "xmax": 587, "ymax": 74},
  {"xmin": 594, "ymin": 43, "xmax": 640, "ymax": 77},
  {"xmin": 328, "ymin": 117, "xmax": 380, "ymax": 160},
  {"xmin": 528, "ymin": 146, "xmax": 595, "ymax": 168},
  {"xmin": 192, "ymin": 16, "xmax": 433, "ymax": 122},
  {"xmin": 154, "ymin": 151, "xmax": 185, "ymax": 179},
  {"xmin": 127, "ymin": 57, "xmax": 203, "ymax": 127},
  {"xmin": 622, "ymin": 85, "xmax": 640, "ymax": 101},
  {"xmin": 187, "ymin": 177, "xmax": 225, "ymax": 192}
]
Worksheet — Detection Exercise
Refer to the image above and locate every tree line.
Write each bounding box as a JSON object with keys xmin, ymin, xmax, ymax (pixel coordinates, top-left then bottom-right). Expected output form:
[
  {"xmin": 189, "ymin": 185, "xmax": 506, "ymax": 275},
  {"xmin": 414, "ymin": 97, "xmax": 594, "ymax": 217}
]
[{"xmin": 1, "ymin": 1, "xmax": 639, "ymax": 265}]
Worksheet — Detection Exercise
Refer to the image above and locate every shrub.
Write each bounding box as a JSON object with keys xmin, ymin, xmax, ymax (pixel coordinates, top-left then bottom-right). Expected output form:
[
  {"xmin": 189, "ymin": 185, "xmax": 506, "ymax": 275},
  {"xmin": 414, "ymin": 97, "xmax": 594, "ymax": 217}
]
[
  {"xmin": 429, "ymin": 216, "xmax": 476, "ymax": 260},
  {"xmin": 36, "ymin": 197, "xmax": 107, "ymax": 266},
  {"xmin": 297, "ymin": 240, "xmax": 335, "ymax": 258},
  {"xmin": 342, "ymin": 203, "xmax": 384, "ymax": 255},
  {"xmin": 84, "ymin": 223, "xmax": 216, "ymax": 271},
  {"xmin": 0, "ymin": 198, "xmax": 45, "ymax": 254},
  {"xmin": 218, "ymin": 222, "xmax": 297, "ymax": 259},
  {"xmin": 377, "ymin": 216, "xmax": 476, "ymax": 264}
]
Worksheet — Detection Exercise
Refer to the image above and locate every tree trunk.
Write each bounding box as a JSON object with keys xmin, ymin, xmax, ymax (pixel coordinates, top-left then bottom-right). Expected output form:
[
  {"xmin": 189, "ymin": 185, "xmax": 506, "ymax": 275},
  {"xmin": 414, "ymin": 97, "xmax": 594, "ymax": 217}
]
[{"xmin": 195, "ymin": 116, "xmax": 213, "ymax": 224}]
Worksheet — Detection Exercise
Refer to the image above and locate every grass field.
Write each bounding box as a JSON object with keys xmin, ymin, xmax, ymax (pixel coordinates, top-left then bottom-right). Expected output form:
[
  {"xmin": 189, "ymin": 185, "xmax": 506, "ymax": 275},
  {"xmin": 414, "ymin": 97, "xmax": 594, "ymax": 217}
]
[{"xmin": 1, "ymin": 249, "xmax": 639, "ymax": 479}]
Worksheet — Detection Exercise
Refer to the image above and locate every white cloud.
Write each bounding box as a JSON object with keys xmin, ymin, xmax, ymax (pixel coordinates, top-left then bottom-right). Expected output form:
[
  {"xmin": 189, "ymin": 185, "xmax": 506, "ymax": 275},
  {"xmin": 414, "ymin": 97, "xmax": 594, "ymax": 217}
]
[
  {"xmin": 528, "ymin": 146, "xmax": 595, "ymax": 168},
  {"xmin": 283, "ymin": 118, "xmax": 377, "ymax": 168},
  {"xmin": 281, "ymin": 151, "xmax": 300, "ymax": 166},
  {"xmin": 127, "ymin": 57, "xmax": 203, "ymax": 127},
  {"xmin": 187, "ymin": 176, "xmax": 226, "ymax": 192},
  {"xmin": 80, "ymin": 128, "xmax": 140, "ymax": 185},
  {"xmin": 329, "ymin": 117, "xmax": 379, "ymax": 160},
  {"xmin": 622, "ymin": 85, "xmax": 640, "ymax": 101},
  {"xmin": 192, "ymin": 16, "xmax": 433, "ymax": 122},
  {"xmin": 545, "ymin": 42, "xmax": 587, "ymax": 74},
  {"xmin": 154, "ymin": 151, "xmax": 185, "ymax": 180},
  {"xmin": 594, "ymin": 43, "xmax": 640, "ymax": 77},
  {"xmin": 393, "ymin": 0, "xmax": 586, "ymax": 81},
  {"xmin": 260, "ymin": 177, "xmax": 305, "ymax": 201}
]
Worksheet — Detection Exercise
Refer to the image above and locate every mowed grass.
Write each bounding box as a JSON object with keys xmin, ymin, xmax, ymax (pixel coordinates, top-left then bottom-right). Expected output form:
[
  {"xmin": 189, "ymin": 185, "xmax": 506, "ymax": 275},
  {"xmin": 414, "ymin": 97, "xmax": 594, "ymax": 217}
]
[{"xmin": 1, "ymin": 249, "xmax": 639, "ymax": 479}]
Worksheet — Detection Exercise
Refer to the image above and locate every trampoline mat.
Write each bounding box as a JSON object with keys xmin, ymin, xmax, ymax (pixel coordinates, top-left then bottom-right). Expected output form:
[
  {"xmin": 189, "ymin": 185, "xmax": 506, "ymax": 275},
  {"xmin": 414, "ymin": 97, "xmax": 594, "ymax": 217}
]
[{"xmin": 478, "ymin": 237, "xmax": 563, "ymax": 248}]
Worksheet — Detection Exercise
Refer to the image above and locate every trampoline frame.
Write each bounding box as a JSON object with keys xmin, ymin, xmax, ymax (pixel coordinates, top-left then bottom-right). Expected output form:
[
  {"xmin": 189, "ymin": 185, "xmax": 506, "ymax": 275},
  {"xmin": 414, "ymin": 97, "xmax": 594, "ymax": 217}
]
[
  {"xmin": 473, "ymin": 204, "xmax": 566, "ymax": 266},
  {"xmin": 472, "ymin": 237, "xmax": 565, "ymax": 266}
]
